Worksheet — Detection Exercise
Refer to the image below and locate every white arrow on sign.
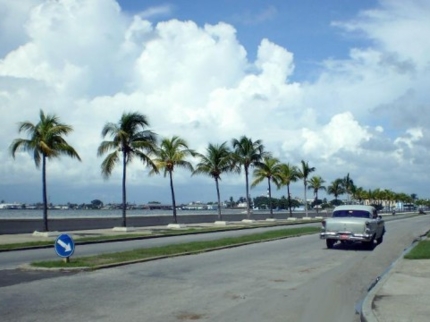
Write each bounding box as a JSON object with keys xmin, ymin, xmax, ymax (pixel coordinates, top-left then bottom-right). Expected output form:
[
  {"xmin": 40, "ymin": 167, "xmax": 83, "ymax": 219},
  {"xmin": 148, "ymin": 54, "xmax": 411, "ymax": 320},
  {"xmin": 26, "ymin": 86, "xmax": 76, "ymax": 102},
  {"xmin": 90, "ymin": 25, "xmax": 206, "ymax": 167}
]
[{"xmin": 57, "ymin": 239, "xmax": 72, "ymax": 252}]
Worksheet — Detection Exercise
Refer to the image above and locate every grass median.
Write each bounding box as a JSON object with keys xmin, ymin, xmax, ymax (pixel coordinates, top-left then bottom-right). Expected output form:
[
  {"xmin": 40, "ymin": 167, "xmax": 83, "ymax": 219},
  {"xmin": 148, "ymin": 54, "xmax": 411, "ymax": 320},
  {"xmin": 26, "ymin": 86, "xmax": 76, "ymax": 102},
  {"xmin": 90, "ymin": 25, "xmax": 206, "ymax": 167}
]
[
  {"xmin": 0, "ymin": 233, "xmax": 152, "ymax": 251},
  {"xmin": 1, "ymin": 220, "xmax": 322, "ymax": 252},
  {"xmin": 0, "ymin": 226, "xmax": 256, "ymax": 251},
  {"xmin": 31, "ymin": 226, "xmax": 319, "ymax": 269},
  {"xmin": 404, "ymin": 238, "xmax": 430, "ymax": 260}
]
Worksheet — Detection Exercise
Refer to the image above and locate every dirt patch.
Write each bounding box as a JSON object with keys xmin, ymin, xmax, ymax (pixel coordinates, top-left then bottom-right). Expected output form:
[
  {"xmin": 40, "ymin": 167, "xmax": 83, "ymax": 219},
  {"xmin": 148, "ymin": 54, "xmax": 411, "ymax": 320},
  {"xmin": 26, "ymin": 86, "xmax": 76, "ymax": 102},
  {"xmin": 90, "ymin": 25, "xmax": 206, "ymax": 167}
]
[{"xmin": 176, "ymin": 312, "xmax": 206, "ymax": 320}]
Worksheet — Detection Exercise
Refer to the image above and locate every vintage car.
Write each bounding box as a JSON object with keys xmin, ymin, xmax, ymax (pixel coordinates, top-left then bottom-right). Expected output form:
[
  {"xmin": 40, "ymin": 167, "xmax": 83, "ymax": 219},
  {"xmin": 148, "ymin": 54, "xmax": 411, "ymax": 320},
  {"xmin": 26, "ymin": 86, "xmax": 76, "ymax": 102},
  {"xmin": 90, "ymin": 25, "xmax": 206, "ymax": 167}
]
[{"xmin": 320, "ymin": 205, "xmax": 385, "ymax": 249}]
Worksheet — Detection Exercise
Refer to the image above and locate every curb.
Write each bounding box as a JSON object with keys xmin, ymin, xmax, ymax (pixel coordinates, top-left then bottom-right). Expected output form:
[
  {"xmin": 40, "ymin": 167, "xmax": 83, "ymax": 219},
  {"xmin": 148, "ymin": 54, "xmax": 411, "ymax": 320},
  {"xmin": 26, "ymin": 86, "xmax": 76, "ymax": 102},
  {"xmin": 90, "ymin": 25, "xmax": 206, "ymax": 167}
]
[
  {"xmin": 360, "ymin": 229, "xmax": 430, "ymax": 321},
  {"xmin": 361, "ymin": 259, "xmax": 397, "ymax": 321},
  {"xmin": 24, "ymin": 231, "xmax": 318, "ymax": 271}
]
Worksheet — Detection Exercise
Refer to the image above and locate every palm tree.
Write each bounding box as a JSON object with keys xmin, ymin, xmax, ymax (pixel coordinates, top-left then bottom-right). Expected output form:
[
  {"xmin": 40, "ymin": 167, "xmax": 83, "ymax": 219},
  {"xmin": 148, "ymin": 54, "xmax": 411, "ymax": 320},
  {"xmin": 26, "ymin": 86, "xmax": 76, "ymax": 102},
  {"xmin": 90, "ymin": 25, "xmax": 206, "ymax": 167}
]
[
  {"xmin": 342, "ymin": 173, "xmax": 355, "ymax": 203},
  {"xmin": 383, "ymin": 189, "xmax": 396, "ymax": 212},
  {"xmin": 9, "ymin": 110, "xmax": 81, "ymax": 231},
  {"xmin": 251, "ymin": 156, "xmax": 281, "ymax": 218},
  {"xmin": 367, "ymin": 189, "xmax": 375, "ymax": 205},
  {"xmin": 411, "ymin": 193, "xmax": 418, "ymax": 205},
  {"xmin": 327, "ymin": 178, "xmax": 345, "ymax": 206},
  {"xmin": 372, "ymin": 188, "xmax": 385, "ymax": 209},
  {"xmin": 97, "ymin": 112, "xmax": 157, "ymax": 228},
  {"xmin": 192, "ymin": 142, "xmax": 238, "ymax": 220},
  {"xmin": 307, "ymin": 176, "xmax": 326, "ymax": 214},
  {"xmin": 150, "ymin": 136, "xmax": 195, "ymax": 224},
  {"xmin": 275, "ymin": 163, "xmax": 299, "ymax": 217},
  {"xmin": 352, "ymin": 186, "xmax": 366, "ymax": 204},
  {"xmin": 296, "ymin": 160, "xmax": 315, "ymax": 217},
  {"xmin": 231, "ymin": 136, "xmax": 268, "ymax": 218}
]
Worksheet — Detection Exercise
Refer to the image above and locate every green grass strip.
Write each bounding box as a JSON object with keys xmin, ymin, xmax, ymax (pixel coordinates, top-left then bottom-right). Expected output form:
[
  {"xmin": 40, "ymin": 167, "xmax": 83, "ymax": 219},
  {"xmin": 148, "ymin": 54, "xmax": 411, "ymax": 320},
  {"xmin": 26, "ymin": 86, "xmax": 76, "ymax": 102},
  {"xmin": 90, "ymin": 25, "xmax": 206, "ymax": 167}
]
[
  {"xmin": 0, "ymin": 220, "xmax": 321, "ymax": 251},
  {"xmin": 0, "ymin": 229, "xmax": 236, "ymax": 251},
  {"xmin": 0, "ymin": 240, "xmax": 54, "ymax": 250},
  {"xmin": 0, "ymin": 234, "xmax": 150, "ymax": 251},
  {"xmin": 31, "ymin": 226, "xmax": 319, "ymax": 269},
  {"xmin": 404, "ymin": 240, "xmax": 430, "ymax": 260}
]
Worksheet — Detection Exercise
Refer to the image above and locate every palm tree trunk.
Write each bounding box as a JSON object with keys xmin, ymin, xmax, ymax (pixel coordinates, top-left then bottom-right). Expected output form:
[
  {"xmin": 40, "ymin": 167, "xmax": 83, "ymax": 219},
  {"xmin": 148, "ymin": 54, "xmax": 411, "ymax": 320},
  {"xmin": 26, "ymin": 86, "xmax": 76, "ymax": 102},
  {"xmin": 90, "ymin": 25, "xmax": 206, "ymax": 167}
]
[
  {"xmin": 42, "ymin": 155, "xmax": 48, "ymax": 231},
  {"xmin": 287, "ymin": 185, "xmax": 292, "ymax": 217},
  {"xmin": 169, "ymin": 170, "xmax": 177, "ymax": 224},
  {"xmin": 122, "ymin": 151, "xmax": 127, "ymax": 227},
  {"xmin": 315, "ymin": 192, "xmax": 319, "ymax": 214},
  {"xmin": 215, "ymin": 178, "xmax": 222, "ymax": 220},
  {"xmin": 268, "ymin": 177, "xmax": 273, "ymax": 218},
  {"xmin": 245, "ymin": 166, "xmax": 251, "ymax": 219},
  {"xmin": 304, "ymin": 181, "xmax": 308, "ymax": 217}
]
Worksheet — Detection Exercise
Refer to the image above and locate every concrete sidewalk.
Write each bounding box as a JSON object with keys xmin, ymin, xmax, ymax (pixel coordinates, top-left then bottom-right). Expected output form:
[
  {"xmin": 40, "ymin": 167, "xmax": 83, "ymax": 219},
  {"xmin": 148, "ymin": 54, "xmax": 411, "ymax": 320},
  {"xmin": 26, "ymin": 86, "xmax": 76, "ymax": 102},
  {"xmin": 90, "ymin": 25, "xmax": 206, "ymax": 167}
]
[{"xmin": 362, "ymin": 252, "xmax": 430, "ymax": 321}]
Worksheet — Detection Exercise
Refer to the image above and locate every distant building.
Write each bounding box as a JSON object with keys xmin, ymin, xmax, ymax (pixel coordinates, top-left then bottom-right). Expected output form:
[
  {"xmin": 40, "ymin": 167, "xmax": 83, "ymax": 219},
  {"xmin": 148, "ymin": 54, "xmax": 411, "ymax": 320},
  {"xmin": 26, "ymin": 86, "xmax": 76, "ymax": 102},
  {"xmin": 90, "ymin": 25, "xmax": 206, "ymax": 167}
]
[
  {"xmin": 236, "ymin": 202, "xmax": 247, "ymax": 209},
  {"xmin": 0, "ymin": 203, "xmax": 22, "ymax": 209}
]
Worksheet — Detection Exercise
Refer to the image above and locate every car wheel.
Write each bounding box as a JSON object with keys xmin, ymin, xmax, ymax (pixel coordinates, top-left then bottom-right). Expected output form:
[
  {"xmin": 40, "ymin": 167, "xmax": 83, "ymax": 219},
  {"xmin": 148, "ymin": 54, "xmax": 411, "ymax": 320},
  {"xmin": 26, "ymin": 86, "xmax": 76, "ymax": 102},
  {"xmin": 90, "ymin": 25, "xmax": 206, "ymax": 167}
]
[
  {"xmin": 364, "ymin": 236, "xmax": 375, "ymax": 250},
  {"xmin": 376, "ymin": 235, "xmax": 383, "ymax": 244},
  {"xmin": 326, "ymin": 239, "xmax": 335, "ymax": 249}
]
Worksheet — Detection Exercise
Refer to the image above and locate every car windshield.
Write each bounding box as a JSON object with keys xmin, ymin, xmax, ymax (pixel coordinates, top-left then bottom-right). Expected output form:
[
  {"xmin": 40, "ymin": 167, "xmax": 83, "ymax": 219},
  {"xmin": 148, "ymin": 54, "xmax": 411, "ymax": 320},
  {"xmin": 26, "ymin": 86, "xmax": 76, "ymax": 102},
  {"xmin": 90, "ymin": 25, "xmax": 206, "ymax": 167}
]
[{"xmin": 332, "ymin": 210, "xmax": 371, "ymax": 218}]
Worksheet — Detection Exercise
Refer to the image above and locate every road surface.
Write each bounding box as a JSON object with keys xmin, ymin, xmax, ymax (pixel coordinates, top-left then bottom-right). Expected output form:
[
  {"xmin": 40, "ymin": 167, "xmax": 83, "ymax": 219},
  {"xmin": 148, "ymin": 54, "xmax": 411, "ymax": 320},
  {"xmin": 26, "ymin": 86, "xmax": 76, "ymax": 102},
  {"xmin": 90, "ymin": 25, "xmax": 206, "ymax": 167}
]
[
  {"xmin": 0, "ymin": 224, "xmax": 317, "ymax": 270},
  {"xmin": 0, "ymin": 216, "xmax": 428, "ymax": 321}
]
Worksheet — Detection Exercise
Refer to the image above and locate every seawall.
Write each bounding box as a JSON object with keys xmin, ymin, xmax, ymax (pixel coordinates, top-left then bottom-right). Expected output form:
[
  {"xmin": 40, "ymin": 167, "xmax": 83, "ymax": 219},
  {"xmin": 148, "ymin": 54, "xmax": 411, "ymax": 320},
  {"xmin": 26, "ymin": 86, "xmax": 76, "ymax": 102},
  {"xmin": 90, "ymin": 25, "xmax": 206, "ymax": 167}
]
[{"xmin": 0, "ymin": 211, "xmax": 319, "ymax": 234}]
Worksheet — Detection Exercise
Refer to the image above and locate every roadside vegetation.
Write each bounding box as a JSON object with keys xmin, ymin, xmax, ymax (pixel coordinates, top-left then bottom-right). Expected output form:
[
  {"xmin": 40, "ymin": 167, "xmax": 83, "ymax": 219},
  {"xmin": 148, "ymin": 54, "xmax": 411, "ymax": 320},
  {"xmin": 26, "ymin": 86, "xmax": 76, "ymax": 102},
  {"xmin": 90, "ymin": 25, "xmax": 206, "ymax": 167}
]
[
  {"xmin": 9, "ymin": 110, "xmax": 81, "ymax": 232},
  {"xmin": 9, "ymin": 109, "xmax": 427, "ymax": 234},
  {"xmin": 0, "ymin": 220, "xmax": 322, "ymax": 252},
  {"xmin": 404, "ymin": 234, "xmax": 430, "ymax": 260},
  {"xmin": 0, "ymin": 234, "xmax": 151, "ymax": 251},
  {"xmin": 31, "ymin": 226, "xmax": 319, "ymax": 269}
]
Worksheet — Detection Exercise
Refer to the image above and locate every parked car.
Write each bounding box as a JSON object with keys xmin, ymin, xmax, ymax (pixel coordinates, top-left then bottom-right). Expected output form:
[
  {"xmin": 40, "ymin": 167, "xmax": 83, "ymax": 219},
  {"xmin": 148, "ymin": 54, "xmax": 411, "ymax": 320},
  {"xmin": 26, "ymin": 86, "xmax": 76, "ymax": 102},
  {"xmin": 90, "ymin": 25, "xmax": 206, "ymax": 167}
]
[{"xmin": 320, "ymin": 205, "xmax": 385, "ymax": 249}]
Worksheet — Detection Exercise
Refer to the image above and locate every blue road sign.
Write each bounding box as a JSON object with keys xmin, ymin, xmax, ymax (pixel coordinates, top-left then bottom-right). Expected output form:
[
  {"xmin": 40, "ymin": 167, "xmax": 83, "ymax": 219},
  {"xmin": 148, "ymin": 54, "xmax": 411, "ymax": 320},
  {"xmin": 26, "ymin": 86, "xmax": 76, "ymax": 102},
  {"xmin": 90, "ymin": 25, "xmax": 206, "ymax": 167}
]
[{"xmin": 54, "ymin": 234, "xmax": 75, "ymax": 258}]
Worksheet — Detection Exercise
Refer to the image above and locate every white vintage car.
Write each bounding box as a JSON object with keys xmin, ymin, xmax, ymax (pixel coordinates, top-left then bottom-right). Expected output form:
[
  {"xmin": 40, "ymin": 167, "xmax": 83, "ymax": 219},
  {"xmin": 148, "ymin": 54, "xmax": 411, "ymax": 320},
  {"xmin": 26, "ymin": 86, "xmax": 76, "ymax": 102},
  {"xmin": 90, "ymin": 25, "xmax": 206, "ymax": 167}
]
[{"xmin": 320, "ymin": 205, "xmax": 385, "ymax": 249}]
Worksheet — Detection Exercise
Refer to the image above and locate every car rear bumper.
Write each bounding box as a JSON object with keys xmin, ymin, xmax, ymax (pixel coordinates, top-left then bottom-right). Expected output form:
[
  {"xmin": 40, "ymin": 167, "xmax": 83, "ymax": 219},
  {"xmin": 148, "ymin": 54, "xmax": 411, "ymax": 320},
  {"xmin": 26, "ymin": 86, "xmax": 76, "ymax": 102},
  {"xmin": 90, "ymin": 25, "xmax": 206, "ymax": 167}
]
[{"xmin": 320, "ymin": 232, "xmax": 373, "ymax": 242}]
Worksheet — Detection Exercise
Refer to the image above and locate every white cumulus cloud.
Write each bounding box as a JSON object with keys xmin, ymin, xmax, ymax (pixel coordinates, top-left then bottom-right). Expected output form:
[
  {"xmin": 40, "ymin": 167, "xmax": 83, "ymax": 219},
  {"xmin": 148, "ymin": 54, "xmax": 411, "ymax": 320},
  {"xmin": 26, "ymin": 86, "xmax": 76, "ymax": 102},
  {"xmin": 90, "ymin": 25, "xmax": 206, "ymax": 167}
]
[{"xmin": 1, "ymin": 0, "xmax": 429, "ymax": 204}]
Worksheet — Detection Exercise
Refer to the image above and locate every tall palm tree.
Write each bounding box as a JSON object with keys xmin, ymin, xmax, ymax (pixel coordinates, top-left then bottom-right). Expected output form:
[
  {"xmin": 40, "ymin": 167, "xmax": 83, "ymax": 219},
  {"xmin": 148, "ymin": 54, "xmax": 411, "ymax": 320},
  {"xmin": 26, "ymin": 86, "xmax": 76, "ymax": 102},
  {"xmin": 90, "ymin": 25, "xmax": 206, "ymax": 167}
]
[
  {"xmin": 192, "ymin": 142, "xmax": 238, "ymax": 220},
  {"xmin": 150, "ymin": 136, "xmax": 195, "ymax": 224},
  {"xmin": 342, "ymin": 173, "xmax": 355, "ymax": 203},
  {"xmin": 251, "ymin": 156, "xmax": 281, "ymax": 218},
  {"xmin": 97, "ymin": 112, "xmax": 157, "ymax": 228},
  {"xmin": 296, "ymin": 160, "xmax": 315, "ymax": 217},
  {"xmin": 383, "ymin": 189, "xmax": 396, "ymax": 212},
  {"xmin": 352, "ymin": 186, "xmax": 366, "ymax": 204},
  {"xmin": 327, "ymin": 178, "xmax": 345, "ymax": 205},
  {"xmin": 307, "ymin": 176, "xmax": 326, "ymax": 214},
  {"xmin": 275, "ymin": 163, "xmax": 299, "ymax": 217},
  {"xmin": 231, "ymin": 136, "xmax": 268, "ymax": 218},
  {"xmin": 9, "ymin": 110, "xmax": 81, "ymax": 231},
  {"xmin": 372, "ymin": 188, "xmax": 385, "ymax": 209}
]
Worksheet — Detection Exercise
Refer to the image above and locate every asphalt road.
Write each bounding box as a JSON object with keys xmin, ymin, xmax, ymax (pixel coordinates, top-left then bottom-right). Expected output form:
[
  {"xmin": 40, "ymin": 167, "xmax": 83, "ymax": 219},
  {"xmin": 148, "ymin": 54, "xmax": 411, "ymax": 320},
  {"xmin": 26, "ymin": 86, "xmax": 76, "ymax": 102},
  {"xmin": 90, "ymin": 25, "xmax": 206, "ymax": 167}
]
[
  {"xmin": 0, "ymin": 216, "xmax": 428, "ymax": 322},
  {"xmin": 0, "ymin": 224, "xmax": 318, "ymax": 270}
]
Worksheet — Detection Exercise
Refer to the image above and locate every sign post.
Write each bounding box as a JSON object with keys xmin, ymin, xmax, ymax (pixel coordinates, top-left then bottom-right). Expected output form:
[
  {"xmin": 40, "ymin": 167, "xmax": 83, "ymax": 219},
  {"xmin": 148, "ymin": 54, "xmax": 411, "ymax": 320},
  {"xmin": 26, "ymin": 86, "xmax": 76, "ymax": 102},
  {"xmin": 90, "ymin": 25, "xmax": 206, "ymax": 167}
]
[{"xmin": 54, "ymin": 234, "xmax": 75, "ymax": 263}]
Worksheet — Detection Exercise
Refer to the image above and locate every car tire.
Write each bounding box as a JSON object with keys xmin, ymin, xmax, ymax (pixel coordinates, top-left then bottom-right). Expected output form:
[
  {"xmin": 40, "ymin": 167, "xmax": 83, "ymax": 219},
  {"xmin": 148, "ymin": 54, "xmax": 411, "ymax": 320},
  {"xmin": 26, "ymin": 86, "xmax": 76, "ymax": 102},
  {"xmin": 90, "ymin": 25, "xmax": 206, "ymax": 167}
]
[
  {"xmin": 376, "ymin": 235, "xmax": 383, "ymax": 244},
  {"xmin": 364, "ymin": 236, "xmax": 375, "ymax": 250},
  {"xmin": 326, "ymin": 239, "xmax": 335, "ymax": 249}
]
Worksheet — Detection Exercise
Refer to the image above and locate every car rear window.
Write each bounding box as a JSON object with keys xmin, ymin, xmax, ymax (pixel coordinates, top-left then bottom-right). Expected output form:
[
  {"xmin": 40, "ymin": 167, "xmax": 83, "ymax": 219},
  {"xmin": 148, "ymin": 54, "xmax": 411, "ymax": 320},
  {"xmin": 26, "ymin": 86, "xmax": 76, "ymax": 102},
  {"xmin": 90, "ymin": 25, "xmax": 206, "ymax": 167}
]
[{"xmin": 332, "ymin": 210, "xmax": 371, "ymax": 218}]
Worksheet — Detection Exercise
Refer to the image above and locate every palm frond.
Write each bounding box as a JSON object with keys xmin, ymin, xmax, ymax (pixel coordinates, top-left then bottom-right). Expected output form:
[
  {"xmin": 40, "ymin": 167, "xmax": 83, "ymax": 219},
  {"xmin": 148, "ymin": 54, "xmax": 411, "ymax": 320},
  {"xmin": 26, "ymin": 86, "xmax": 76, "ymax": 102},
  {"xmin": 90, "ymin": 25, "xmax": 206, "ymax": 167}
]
[{"xmin": 100, "ymin": 152, "xmax": 119, "ymax": 178}]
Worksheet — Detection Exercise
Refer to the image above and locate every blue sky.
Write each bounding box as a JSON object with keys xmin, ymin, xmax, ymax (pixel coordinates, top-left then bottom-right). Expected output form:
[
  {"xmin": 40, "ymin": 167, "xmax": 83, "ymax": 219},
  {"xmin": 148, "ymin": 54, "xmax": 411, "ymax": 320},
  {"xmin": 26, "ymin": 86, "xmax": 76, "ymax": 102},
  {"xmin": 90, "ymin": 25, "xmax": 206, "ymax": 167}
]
[
  {"xmin": 0, "ymin": 0, "xmax": 429, "ymax": 206},
  {"xmin": 119, "ymin": 0, "xmax": 376, "ymax": 81}
]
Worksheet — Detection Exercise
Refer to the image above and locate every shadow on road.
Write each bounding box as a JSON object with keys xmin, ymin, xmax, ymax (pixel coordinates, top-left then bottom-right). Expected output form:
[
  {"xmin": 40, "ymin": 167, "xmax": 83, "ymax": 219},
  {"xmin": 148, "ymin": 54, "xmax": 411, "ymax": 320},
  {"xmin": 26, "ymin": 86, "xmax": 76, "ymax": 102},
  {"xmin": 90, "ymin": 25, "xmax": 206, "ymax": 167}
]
[
  {"xmin": 325, "ymin": 241, "xmax": 382, "ymax": 252},
  {"xmin": 0, "ymin": 269, "xmax": 81, "ymax": 288}
]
